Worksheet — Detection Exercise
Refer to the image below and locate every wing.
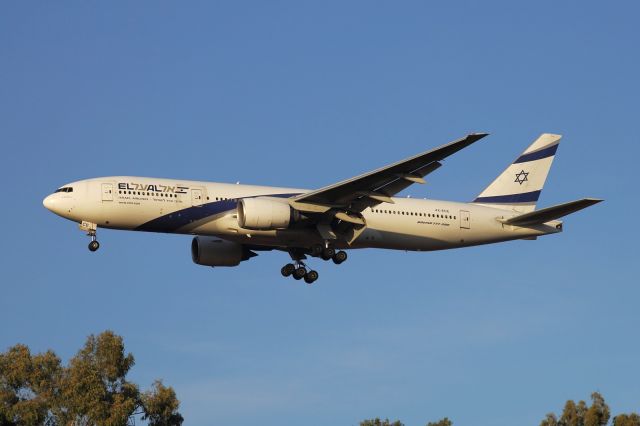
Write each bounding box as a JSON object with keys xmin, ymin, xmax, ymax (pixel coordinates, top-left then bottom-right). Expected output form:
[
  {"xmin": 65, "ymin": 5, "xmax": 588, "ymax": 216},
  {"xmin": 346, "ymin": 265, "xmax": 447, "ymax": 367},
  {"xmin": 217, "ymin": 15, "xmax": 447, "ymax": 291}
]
[{"xmin": 294, "ymin": 133, "xmax": 488, "ymax": 211}]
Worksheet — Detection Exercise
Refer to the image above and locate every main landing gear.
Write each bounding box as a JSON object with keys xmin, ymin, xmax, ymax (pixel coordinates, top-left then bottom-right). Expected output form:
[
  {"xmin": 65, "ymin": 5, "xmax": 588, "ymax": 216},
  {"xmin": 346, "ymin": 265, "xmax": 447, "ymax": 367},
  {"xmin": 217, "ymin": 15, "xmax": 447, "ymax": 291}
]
[
  {"xmin": 280, "ymin": 247, "xmax": 348, "ymax": 284},
  {"xmin": 281, "ymin": 261, "xmax": 319, "ymax": 284},
  {"xmin": 80, "ymin": 221, "xmax": 100, "ymax": 252}
]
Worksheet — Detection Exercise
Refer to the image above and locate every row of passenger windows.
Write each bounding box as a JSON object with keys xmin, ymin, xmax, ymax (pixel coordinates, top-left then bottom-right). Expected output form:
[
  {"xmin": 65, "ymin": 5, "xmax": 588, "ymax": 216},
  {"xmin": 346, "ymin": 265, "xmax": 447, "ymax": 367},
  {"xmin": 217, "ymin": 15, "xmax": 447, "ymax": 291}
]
[
  {"xmin": 119, "ymin": 190, "xmax": 178, "ymax": 198},
  {"xmin": 55, "ymin": 187, "xmax": 73, "ymax": 193},
  {"xmin": 371, "ymin": 208, "xmax": 456, "ymax": 220},
  {"xmin": 119, "ymin": 191, "xmax": 234, "ymax": 201}
]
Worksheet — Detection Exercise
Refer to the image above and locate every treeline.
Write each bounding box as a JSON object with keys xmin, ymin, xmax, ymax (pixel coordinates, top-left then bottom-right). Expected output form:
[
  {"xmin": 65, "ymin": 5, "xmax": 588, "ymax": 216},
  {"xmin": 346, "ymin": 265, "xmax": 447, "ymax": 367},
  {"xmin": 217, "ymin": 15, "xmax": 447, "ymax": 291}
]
[
  {"xmin": 360, "ymin": 418, "xmax": 451, "ymax": 426},
  {"xmin": 0, "ymin": 331, "xmax": 182, "ymax": 425},
  {"xmin": 3, "ymin": 332, "xmax": 639, "ymax": 426},
  {"xmin": 361, "ymin": 392, "xmax": 640, "ymax": 426}
]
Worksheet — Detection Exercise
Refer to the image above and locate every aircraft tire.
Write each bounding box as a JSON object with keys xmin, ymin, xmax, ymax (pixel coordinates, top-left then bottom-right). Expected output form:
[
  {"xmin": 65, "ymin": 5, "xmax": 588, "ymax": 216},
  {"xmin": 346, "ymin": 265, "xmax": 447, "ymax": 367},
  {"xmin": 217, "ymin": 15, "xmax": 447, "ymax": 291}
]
[
  {"xmin": 281, "ymin": 263, "xmax": 295, "ymax": 277},
  {"xmin": 304, "ymin": 270, "xmax": 319, "ymax": 284},
  {"xmin": 293, "ymin": 267, "xmax": 306, "ymax": 280},
  {"xmin": 88, "ymin": 241, "xmax": 100, "ymax": 252},
  {"xmin": 322, "ymin": 247, "xmax": 335, "ymax": 260},
  {"xmin": 332, "ymin": 250, "xmax": 347, "ymax": 264}
]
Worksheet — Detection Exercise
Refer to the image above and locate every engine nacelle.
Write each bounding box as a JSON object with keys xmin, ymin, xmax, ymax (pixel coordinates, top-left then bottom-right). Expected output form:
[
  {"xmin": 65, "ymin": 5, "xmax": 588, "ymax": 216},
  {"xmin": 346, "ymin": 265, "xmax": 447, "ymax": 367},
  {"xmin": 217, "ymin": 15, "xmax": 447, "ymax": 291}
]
[
  {"xmin": 191, "ymin": 237, "xmax": 256, "ymax": 267},
  {"xmin": 237, "ymin": 197, "xmax": 298, "ymax": 230}
]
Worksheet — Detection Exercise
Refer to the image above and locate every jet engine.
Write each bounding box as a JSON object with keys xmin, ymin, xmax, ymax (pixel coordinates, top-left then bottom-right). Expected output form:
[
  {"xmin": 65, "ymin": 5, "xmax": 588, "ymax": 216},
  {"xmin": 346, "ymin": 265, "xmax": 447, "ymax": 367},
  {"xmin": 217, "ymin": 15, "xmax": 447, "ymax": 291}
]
[
  {"xmin": 237, "ymin": 197, "xmax": 299, "ymax": 230},
  {"xmin": 191, "ymin": 237, "xmax": 256, "ymax": 267}
]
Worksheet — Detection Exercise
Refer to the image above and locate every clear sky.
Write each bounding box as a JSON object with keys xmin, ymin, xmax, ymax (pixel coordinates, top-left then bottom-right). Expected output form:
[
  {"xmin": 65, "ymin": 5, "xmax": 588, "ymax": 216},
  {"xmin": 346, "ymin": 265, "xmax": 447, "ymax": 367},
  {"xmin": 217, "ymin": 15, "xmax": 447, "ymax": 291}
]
[{"xmin": 1, "ymin": 2, "xmax": 638, "ymax": 425}]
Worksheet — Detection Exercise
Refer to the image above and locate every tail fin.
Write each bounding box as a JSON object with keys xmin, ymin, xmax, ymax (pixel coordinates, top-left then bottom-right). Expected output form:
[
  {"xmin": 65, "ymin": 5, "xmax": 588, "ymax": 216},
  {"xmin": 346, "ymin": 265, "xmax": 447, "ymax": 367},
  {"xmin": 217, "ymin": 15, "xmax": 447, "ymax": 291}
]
[{"xmin": 473, "ymin": 133, "xmax": 561, "ymax": 213}]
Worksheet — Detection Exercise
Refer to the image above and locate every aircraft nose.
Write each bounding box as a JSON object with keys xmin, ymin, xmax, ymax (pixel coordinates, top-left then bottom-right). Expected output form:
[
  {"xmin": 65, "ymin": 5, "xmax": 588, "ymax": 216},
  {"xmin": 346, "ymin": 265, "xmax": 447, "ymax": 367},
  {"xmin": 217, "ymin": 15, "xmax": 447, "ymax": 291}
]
[{"xmin": 43, "ymin": 194, "xmax": 57, "ymax": 212}]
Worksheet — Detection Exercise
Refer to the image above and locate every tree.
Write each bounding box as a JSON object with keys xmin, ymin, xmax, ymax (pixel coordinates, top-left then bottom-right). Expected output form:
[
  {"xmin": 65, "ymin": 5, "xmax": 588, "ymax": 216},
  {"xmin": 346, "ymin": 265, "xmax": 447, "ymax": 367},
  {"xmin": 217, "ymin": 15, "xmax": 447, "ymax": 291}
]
[
  {"xmin": 541, "ymin": 392, "xmax": 611, "ymax": 426},
  {"xmin": 58, "ymin": 331, "xmax": 140, "ymax": 425},
  {"xmin": 360, "ymin": 418, "xmax": 404, "ymax": 426},
  {"xmin": 584, "ymin": 392, "xmax": 610, "ymax": 426},
  {"xmin": 0, "ymin": 330, "xmax": 182, "ymax": 425},
  {"xmin": 0, "ymin": 344, "xmax": 62, "ymax": 425},
  {"xmin": 540, "ymin": 413, "xmax": 558, "ymax": 426},
  {"xmin": 558, "ymin": 399, "xmax": 585, "ymax": 426},
  {"xmin": 426, "ymin": 417, "xmax": 453, "ymax": 426},
  {"xmin": 142, "ymin": 380, "xmax": 183, "ymax": 426},
  {"xmin": 613, "ymin": 414, "xmax": 640, "ymax": 426}
]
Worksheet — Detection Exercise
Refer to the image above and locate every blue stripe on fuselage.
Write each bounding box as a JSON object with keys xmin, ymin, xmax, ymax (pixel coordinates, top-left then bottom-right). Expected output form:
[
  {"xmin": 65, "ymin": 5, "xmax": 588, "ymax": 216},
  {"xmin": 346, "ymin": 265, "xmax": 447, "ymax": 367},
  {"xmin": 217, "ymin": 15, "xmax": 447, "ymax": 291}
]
[
  {"xmin": 514, "ymin": 144, "xmax": 558, "ymax": 163},
  {"xmin": 473, "ymin": 190, "xmax": 541, "ymax": 204},
  {"xmin": 136, "ymin": 193, "xmax": 302, "ymax": 233}
]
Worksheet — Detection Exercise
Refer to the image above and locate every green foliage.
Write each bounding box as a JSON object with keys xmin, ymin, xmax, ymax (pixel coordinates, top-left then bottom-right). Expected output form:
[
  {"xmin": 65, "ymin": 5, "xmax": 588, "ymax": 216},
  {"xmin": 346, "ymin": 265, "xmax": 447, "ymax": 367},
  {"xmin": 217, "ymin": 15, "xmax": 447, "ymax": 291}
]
[
  {"xmin": 0, "ymin": 344, "xmax": 62, "ymax": 425},
  {"xmin": 613, "ymin": 413, "xmax": 640, "ymax": 426},
  {"xmin": 0, "ymin": 331, "xmax": 182, "ymax": 426},
  {"xmin": 584, "ymin": 392, "xmax": 610, "ymax": 426},
  {"xmin": 541, "ymin": 392, "xmax": 613, "ymax": 426},
  {"xmin": 559, "ymin": 399, "xmax": 585, "ymax": 426},
  {"xmin": 540, "ymin": 413, "xmax": 558, "ymax": 426},
  {"xmin": 142, "ymin": 380, "xmax": 184, "ymax": 426},
  {"xmin": 59, "ymin": 331, "xmax": 139, "ymax": 425},
  {"xmin": 360, "ymin": 418, "xmax": 404, "ymax": 426},
  {"xmin": 426, "ymin": 417, "xmax": 453, "ymax": 426}
]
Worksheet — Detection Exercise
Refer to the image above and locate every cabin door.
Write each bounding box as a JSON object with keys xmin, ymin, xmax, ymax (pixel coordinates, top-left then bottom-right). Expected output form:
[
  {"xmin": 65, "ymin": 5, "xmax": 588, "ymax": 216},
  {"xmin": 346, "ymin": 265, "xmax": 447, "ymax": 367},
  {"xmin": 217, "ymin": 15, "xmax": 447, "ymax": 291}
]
[
  {"xmin": 101, "ymin": 183, "xmax": 114, "ymax": 202},
  {"xmin": 460, "ymin": 210, "xmax": 470, "ymax": 229},
  {"xmin": 191, "ymin": 189, "xmax": 203, "ymax": 207}
]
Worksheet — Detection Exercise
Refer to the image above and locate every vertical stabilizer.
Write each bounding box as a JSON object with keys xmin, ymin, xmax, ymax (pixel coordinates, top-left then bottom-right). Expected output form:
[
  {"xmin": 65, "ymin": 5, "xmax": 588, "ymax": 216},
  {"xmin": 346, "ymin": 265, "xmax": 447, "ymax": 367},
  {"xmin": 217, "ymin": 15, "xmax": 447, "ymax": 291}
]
[{"xmin": 473, "ymin": 133, "xmax": 561, "ymax": 213}]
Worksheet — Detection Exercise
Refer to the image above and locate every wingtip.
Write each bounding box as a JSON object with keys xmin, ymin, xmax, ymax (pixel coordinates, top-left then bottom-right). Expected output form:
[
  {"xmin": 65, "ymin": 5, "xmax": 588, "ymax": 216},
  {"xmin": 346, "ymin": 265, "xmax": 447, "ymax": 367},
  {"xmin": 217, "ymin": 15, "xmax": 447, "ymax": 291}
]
[{"xmin": 469, "ymin": 132, "xmax": 490, "ymax": 139}]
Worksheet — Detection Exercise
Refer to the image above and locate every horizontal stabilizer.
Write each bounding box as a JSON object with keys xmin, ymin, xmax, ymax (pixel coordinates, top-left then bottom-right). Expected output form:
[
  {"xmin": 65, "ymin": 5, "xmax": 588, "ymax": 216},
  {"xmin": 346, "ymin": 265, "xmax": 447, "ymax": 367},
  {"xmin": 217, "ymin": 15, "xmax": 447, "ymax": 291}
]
[{"xmin": 502, "ymin": 198, "xmax": 603, "ymax": 226}]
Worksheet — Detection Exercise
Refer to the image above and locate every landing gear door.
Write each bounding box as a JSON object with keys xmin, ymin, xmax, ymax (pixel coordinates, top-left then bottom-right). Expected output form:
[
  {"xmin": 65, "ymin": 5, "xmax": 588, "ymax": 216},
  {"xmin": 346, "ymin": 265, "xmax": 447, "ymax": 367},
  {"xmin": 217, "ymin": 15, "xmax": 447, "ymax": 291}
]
[
  {"xmin": 101, "ymin": 183, "xmax": 114, "ymax": 201},
  {"xmin": 191, "ymin": 188, "xmax": 203, "ymax": 207},
  {"xmin": 460, "ymin": 210, "xmax": 470, "ymax": 229}
]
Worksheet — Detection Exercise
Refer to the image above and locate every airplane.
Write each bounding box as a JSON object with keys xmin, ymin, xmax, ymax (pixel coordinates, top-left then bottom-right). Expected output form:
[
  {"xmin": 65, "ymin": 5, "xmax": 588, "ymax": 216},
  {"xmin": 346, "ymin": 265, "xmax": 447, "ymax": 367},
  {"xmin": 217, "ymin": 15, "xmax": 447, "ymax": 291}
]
[{"xmin": 43, "ymin": 133, "xmax": 602, "ymax": 284}]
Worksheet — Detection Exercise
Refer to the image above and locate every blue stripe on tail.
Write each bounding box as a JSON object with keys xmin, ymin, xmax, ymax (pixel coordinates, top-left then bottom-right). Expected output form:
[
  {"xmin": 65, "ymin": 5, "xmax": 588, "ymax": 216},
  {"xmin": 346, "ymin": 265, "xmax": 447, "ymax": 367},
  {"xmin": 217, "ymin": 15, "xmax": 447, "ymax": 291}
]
[
  {"xmin": 514, "ymin": 144, "xmax": 558, "ymax": 164},
  {"xmin": 474, "ymin": 190, "xmax": 541, "ymax": 204}
]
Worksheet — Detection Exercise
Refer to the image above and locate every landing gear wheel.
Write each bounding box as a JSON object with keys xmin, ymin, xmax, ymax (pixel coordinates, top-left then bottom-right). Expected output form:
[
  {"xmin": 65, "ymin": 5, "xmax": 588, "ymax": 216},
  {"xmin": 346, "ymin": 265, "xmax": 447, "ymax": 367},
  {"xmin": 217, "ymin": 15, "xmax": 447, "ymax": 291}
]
[
  {"xmin": 332, "ymin": 250, "xmax": 347, "ymax": 264},
  {"xmin": 293, "ymin": 267, "xmax": 307, "ymax": 280},
  {"xmin": 88, "ymin": 240, "xmax": 100, "ymax": 252},
  {"xmin": 281, "ymin": 263, "xmax": 296, "ymax": 277},
  {"xmin": 304, "ymin": 270, "xmax": 319, "ymax": 284},
  {"xmin": 321, "ymin": 247, "xmax": 335, "ymax": 261}
]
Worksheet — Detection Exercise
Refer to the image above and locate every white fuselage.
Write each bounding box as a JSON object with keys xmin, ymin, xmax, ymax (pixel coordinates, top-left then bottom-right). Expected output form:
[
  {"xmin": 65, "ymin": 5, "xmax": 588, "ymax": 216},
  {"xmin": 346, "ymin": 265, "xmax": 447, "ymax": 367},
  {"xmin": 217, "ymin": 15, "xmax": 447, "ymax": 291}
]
[{"xmin": 43, "ymin": 176, "xmax": 561, "ymax": 251}]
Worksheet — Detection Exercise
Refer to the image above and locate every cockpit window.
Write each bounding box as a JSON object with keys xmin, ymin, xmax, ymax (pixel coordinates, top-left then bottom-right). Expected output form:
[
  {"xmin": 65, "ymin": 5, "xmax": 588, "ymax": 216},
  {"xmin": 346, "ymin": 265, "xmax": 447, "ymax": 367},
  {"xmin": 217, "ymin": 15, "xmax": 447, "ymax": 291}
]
[{"xmin": 54, "ymin": 187, "xmax": 73, "ymax": 193}]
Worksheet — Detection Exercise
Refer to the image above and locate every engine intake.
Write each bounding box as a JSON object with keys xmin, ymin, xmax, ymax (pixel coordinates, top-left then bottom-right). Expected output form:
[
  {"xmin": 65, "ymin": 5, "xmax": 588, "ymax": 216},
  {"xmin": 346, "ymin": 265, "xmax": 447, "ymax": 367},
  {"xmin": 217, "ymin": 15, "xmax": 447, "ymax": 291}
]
[
  {"xmin": 237, "ymin": 197, "xmax": 298, "ymax": 230},
  {"xmin": 191, "ymin": 237, "xmax": 256, "ymax": 267}
]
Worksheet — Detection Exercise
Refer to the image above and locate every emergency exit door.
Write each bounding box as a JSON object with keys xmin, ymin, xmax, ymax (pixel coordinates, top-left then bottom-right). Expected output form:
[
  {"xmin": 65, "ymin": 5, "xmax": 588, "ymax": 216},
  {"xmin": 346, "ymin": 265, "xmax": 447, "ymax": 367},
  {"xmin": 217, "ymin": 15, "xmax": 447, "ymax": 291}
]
[
  {"xmin": 191, "ymin": 189, "xmax": 203, "ymax": 207},
  {"xmin": 460, "ymin": 210, "xmax": 470, "ymax": 229},
  {"xmin": 101, "ymin": 183, "xmax": 114, "ymax": 201}
]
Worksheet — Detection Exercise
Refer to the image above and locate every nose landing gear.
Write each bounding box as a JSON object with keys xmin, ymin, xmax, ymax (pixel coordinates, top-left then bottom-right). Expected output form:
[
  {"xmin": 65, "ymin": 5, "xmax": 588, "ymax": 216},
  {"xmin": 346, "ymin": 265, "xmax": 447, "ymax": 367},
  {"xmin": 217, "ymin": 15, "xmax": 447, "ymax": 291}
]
[
  {"xmin": 80, "ymin": 221, "xmax": 100, "ymax": 252},
  {"xmin": 88, "ymin": 238, "xmax": 100, "ymax": 252}
]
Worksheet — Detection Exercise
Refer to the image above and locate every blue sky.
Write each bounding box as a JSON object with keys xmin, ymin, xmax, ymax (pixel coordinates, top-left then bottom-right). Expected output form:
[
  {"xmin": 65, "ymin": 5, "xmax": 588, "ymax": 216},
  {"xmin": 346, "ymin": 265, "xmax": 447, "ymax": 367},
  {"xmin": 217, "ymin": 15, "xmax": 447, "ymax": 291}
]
[{"xmin": 1, "ymin": 2, "xmax": 638, "ymax": 425}]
